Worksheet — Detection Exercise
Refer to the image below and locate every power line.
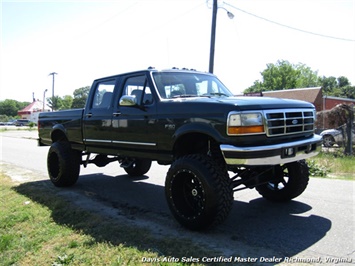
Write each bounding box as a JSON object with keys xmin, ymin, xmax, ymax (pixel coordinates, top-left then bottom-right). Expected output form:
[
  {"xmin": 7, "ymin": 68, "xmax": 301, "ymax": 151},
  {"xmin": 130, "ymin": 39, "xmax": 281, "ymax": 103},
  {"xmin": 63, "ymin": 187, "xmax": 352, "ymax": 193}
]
[{"xmin": 224, "ymin": 2, "xmax": 355, "ymax": 42}]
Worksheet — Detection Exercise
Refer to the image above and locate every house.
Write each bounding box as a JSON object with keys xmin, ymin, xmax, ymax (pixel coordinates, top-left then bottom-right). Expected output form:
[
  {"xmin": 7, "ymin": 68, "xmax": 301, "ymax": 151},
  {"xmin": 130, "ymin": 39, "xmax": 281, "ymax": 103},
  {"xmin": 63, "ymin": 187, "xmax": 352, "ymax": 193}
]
[
  {"xmin": 17, "ymin": 100, "xmax": 50, "ymax": 123},
  {"xmin": 260, "ymin": 87, "xmax": 355, "ymax": 112},
  {"xmin": 262, "ymin": 87, "xmax": 323, "ymax": 111},
  {"xmin": 322, "ymin": 95, "xmax": 355, "ymax": 110}
]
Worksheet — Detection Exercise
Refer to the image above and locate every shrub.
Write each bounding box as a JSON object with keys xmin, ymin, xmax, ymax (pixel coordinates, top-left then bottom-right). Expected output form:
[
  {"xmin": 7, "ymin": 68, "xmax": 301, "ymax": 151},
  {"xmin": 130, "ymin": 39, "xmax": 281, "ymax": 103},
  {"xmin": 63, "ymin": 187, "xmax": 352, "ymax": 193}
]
[
  {"xmin": 307, "ymin": 160, "xmax": 330, "ymax": 177},
  {"xmin": 28, "ymin": 122, "xmax": 36, "ymax": 128}
]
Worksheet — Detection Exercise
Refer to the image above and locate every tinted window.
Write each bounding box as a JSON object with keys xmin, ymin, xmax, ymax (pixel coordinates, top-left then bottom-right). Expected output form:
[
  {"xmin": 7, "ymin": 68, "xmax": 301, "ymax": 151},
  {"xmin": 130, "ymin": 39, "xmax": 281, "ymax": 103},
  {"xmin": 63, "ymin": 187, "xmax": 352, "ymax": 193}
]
[
  {"xmin": 92, "ymin": 80, "xmax": 115, "ymax": 109},
  {"xmin": 153, "ymin": 72, "xmax": 233, "ymax": 99},
  {"xmin": 122, "ymin": 75, "xmax": 153, "ymax": 105}
]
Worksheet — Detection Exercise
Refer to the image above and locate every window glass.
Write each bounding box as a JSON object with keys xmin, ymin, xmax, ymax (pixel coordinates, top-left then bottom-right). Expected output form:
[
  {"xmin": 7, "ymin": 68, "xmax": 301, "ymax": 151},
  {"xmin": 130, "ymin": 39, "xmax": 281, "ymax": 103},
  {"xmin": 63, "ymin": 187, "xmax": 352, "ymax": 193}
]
[
  {"xmin": 153, "ymin": 72, "xmax": 233, "ymax": 99},
  {"xmin": 92, "ymin": 80, "xmax": 115, "ymax": 108},
  {"xmin": 123, "ymin": 75, "xmax": 153, "ymax": 105}
]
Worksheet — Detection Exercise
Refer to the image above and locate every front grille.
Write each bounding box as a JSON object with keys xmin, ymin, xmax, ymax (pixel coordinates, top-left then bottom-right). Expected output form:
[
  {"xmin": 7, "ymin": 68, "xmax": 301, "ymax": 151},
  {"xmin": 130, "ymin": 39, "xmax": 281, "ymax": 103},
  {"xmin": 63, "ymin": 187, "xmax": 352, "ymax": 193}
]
[{"xmin": 264, "ymin": 109, "xmax": 315, "ymax": 137}]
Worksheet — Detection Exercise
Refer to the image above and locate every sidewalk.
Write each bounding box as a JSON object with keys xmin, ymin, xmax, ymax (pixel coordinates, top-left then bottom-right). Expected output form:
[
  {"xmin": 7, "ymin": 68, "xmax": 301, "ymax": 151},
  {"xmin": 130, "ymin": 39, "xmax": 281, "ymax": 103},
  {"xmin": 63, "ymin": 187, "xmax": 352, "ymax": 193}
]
[{"xmin": 0, "ymin": 128, "xmax": 38, "ymax": 140}]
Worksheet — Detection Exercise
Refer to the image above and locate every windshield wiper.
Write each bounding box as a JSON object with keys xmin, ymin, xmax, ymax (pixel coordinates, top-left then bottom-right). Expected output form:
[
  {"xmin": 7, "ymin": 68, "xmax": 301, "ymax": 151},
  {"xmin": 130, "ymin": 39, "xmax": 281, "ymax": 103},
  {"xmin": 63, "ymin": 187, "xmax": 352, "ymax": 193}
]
[
  {"xmin": 172, "ymin": 94, "xmax": 199, "ymax": 98},
  {"xmin": 172, "ymin": 93, "xmax": 229, "ymax": 98},
  {"xmin": 209, "ymin": 92, "xmax": 229, "ymax": 97}
]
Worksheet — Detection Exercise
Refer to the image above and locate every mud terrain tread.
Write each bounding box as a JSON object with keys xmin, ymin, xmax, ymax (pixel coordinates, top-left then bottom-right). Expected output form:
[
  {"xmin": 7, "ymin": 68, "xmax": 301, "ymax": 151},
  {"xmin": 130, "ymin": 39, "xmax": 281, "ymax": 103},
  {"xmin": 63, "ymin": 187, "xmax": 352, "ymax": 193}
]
[
  {"xmin": 256, "ymin": 160, "xmax": 309, "ymax": 202},
  {"xmin": 165, "ymin": 154, "xmax": 233, "ymax": 230},
  {"xmin": 47, "ymin": 141, "xmax": 81, "ymax": 187}
]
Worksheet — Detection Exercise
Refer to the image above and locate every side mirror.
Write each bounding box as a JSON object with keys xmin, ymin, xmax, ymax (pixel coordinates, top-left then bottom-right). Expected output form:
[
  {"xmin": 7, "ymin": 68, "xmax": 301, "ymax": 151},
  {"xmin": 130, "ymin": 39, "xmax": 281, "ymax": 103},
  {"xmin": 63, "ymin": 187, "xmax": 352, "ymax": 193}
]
[{"xmin": 119, "ymin": 95, "xmax": 138, "ymax": 106}]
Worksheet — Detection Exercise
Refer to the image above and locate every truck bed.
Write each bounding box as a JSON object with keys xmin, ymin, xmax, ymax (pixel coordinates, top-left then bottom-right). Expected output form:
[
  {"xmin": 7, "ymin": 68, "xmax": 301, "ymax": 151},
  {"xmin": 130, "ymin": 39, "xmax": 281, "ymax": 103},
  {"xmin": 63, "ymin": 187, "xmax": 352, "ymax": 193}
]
[{"xmin": 38, "ymin": 109, "xmax": 84, "ymax": 148}]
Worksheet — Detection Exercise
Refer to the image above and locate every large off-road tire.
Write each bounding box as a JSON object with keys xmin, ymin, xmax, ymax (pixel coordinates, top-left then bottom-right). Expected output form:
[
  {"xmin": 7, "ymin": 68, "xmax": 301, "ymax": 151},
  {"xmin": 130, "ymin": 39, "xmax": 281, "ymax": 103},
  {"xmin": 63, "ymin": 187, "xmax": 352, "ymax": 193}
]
[
  {"xmin": 256, "ymin": 160, "xmax": 309, "ymax": 202},
  {"xmin": 165, "ymin": 154, "xmax": 233, "ymax": 230},
  {"xmin": 47, "ymin": 141, "xmax": 81, "ymax": 187},
  {"xmin": 124, "ymin": 159, "xmax": 152, "ymax": 176}
]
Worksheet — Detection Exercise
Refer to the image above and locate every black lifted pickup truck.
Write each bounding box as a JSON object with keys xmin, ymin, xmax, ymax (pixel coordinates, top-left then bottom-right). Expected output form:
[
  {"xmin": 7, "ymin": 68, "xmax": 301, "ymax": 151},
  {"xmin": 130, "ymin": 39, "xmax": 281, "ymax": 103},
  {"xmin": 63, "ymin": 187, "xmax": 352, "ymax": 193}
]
[{"xmin": 38, "ymin": 68, "xmax": 322, "ymax": 230}]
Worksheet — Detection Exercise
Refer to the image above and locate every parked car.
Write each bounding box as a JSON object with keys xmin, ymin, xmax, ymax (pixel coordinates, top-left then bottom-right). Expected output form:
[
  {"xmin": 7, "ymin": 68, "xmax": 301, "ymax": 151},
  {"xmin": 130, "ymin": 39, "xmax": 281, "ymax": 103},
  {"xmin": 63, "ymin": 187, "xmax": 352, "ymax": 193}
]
[
  {"xmin": 15, "ymin": 119, "xmax": 30, "ymax": 126},
  {"xmin": 6, "ymin": 120, "xmax": 16, "ymax": 126},
  {"xmin": 320, "ymin": 124, "xmax": 355, "ymax": 147}
]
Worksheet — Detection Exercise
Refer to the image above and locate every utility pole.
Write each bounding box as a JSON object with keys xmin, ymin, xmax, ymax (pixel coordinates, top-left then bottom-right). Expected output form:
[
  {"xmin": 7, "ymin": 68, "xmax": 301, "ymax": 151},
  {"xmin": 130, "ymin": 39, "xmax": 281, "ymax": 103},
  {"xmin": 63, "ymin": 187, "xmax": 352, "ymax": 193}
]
[
  {"xmin": 49, "ymin": 72, "xmax": 57, "ymax": 111},
  {"xmin": 209, "ymin": 0, "xmax": 218, "ymax": 73},
  {"xmin": 208, "ymin": 0, "xmax": 234, "ymax": 73},
  {"xmin": 43, "ymin": 89, "xmax": 48, "ymax": 112}
]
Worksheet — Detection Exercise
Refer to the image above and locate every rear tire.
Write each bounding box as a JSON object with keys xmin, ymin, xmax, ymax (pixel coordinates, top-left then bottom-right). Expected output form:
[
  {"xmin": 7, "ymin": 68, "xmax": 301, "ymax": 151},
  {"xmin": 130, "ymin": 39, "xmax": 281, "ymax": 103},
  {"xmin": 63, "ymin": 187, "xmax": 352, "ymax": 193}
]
[
  {"xmin": 124, "ymin": 159, "xmax": 152, "ymax": 176},
  {"xmin": 256, "ymin": 160, "xmax": 309, "ymax": 202},
  {"xmin": 47, "ymin": 141, "xmax": 81, "ymax": 187},
  {"xmin": 165, "ymin": 154, "xmax": 233, "ymax": 230}
]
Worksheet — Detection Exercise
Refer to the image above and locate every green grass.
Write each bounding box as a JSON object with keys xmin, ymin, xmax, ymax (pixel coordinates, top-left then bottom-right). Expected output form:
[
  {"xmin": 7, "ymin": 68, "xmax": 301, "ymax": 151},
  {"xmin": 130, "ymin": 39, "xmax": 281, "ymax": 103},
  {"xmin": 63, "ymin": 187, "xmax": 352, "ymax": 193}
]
[
  {"xmin": 0, "ymin": 174, "xmax": 215, "ymax": 266},
  {"xmin": 0, "ymin": 127, "xmax": 36, "ymax": 132},
  {"xmin": 307, "ymin": 151, "xmax": 355, "ymax": 179}
]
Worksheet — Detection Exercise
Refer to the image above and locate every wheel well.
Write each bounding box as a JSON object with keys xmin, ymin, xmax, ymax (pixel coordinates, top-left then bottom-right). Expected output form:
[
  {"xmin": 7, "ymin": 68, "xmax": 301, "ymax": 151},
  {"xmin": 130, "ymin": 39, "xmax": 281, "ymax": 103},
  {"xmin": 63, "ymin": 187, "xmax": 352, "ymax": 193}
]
[
  {"xmin": 322, "ymin": 134, "xmax": 335, "ymax": 142},
  {"xmin": 51, "ymin": 129, "xmax": 68, "ymax": 143},
  {"xmin": 323, "ymin": 134, "xmax": 334, "ymax": 139},
  {"xmin": 173, "ymin": 133, "xmax": 219, "ymax": 158}
]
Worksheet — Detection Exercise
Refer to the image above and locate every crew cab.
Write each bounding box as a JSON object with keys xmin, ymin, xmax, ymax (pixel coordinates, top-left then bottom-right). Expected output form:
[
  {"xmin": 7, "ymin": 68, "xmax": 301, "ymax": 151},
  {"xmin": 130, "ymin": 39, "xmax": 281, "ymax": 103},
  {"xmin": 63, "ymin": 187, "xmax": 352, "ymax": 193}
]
[{"xmin": 38, "ymin": 68, "xmax": 322, "ymax": 230}]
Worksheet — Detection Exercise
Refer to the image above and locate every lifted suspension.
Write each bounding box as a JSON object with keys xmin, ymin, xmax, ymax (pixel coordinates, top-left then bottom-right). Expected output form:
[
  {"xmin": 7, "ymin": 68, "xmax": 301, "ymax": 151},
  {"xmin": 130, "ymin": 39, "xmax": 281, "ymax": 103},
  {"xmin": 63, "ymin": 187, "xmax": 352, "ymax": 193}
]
[
  {"xmin": 81, "ymin": 153, "xmax": 138, "ymax": 169},
  {"xmin": 230, "ymin": 165, "xmax": 284, "ymax": 192},
  {"xmin": 82, "ymin": 153, "xmax": 119, "ymax": 167}
]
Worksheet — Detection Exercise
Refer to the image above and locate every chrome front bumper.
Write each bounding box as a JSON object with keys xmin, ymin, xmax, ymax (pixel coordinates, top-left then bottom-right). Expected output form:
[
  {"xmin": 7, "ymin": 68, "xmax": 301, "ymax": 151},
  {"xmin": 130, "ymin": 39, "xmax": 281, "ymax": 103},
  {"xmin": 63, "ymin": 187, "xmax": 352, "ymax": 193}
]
[{"xmin": 220, "ymin": 135, "xmax": 322, "ymax": 166}]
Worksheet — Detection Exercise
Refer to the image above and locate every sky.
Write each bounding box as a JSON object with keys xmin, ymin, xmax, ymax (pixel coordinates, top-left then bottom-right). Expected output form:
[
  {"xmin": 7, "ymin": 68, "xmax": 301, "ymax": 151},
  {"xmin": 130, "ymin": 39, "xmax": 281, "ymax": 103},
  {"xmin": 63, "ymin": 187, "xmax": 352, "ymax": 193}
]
[{"xmin": 1, "ymin": 0, "xmax": 355, "ymax": 102}]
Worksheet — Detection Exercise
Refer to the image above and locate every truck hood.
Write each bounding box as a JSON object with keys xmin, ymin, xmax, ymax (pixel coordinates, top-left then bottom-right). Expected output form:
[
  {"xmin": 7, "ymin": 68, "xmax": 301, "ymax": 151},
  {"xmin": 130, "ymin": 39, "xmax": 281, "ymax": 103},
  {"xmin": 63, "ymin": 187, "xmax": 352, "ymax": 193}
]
[{"xmin": 168, "ymin": 96, "xmax": 315, "ymax": 110}]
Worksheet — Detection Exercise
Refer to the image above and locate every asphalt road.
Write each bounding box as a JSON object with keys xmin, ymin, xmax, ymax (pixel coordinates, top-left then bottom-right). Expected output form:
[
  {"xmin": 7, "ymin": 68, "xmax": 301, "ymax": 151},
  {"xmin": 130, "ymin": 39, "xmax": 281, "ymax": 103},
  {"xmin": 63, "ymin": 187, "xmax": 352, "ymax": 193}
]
[{"xmin": 1, "ymin": 130, "xmax": 354, "ymax": 265}]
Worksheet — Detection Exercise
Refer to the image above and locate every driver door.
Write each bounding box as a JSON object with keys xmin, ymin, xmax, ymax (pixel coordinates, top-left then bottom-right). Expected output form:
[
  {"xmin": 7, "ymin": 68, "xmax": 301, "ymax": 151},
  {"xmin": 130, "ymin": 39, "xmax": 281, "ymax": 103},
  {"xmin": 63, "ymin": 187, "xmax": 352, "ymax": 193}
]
[{"xmin": 111, "ymin": 74, "xmax": 158, "ymax": 157}]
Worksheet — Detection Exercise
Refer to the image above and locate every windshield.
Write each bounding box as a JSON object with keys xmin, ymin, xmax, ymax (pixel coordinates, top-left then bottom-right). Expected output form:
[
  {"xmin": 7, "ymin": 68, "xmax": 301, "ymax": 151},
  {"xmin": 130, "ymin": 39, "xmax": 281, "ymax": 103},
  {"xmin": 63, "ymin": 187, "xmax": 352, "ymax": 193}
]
[{"xmin": 152, "ymin": 72, "xmax": 233, "ymax": 99}]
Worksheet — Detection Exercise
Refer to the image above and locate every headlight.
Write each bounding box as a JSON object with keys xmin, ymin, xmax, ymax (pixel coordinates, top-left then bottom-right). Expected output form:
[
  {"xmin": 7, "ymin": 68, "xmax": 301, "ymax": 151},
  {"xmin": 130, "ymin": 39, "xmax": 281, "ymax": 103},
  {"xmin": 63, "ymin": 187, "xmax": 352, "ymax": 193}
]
[{"xmin": 227, "ymin": 112, "xmax": 265, "ymax": 135}]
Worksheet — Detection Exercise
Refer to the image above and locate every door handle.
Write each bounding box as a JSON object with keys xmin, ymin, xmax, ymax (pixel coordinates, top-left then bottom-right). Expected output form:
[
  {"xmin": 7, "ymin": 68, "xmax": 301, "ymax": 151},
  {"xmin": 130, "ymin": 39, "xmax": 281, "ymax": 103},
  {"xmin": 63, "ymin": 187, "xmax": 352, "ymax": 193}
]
[
  {"xmin": 113, "ymin": 112, "xmax": 121, "ymax": 117},
  {"xmin": 85, "ymin": 113, "xmax": 92, "ymax": 118}
]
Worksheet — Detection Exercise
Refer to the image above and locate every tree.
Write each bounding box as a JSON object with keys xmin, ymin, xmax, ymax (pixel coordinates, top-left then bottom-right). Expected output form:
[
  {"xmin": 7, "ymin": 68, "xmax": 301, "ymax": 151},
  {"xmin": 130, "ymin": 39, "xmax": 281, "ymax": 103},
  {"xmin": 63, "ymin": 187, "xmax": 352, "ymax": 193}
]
[
  {"xmin": 46, "ymin": 95, "xmax": 73, "ymax": 110},
  {"xmin": 0, "ymin": 99, "xmax": 18, "ymax": 116},
  {"xmin": 72, "ymin": 86, "xmax": 90, "ymax": 108},
  {"xmin": 261, "ymin": 60, "xmax": 299, "ymax": 90},
  {"xmin": 245, "ymin": 60, "xmax": 320, "ymax": 93},
  {"xmin": 337, "ymin": 76, "xmax": 350, "ymax": 88},
  {"xmin": 296, "ymin": 63, "xmax": 320, "ymax": 88},
  {"xmin": 245, "ymin": 80, "xmax": 264, "ymax": 93},
  {"xmin": 339, "ymin": 85, "xmax": 355, "ymax": 99},
  {"xmin": 59, "ymin": 95, "xmax": 73, "ymax": 110},
  {"xmin": 0, "ymin": 99, "xmax": 30, "ymax": 117},
  {"xmin": 43, "ymin": 86, "xmax": 89, "ymax": 110},
  {"xmin": 319, "ymin": 76, "xmax": 355, "ymax": 99},
  {"xmin": 47, "ymin": 96, "xmax": 63, "ymax": 111},
  {"xmin": 244, "ymin": 60, "xmax": 354, "ymax": 99},
  {"xmin": 318, "ymin": 76, "xmax": 338, "ymax": 94}
]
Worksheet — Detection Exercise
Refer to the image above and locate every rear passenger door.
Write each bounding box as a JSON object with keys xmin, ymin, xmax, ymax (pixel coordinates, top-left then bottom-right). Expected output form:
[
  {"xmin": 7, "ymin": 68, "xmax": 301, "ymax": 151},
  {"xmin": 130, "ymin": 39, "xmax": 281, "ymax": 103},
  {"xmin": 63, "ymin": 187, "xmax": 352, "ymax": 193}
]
[
  {"xmin": 83, "ymin": 78, "xmax": 116, "ymax": 152},
  {"xmin": 111, "ymin": 74, "xmax": 158, "ymax": 156}
]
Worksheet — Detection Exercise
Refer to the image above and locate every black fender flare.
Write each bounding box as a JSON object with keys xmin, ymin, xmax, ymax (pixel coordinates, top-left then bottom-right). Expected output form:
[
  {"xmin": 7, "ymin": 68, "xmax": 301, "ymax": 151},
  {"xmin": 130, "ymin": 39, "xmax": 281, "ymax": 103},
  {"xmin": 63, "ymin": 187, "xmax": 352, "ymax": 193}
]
[
  {"xmin": 51, "ymin": 124, "xmax": 68, "ymax": 142},
  {"xmin": 172, "ymin": 122, "xmax": 223, "ymax": 143},
  {"xmin": 171, "ymin": 123, "xmax": 225, "ymax": 157}
]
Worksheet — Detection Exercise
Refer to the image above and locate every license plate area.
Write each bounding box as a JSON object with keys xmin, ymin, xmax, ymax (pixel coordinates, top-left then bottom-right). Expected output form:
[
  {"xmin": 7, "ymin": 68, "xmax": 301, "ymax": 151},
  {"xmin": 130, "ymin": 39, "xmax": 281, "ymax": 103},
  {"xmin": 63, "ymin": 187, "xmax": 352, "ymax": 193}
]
[
  {"xmin": 282, "ymin": 143, "xmax": 316, "ymax": 158},
  {"xmin": 282, "ymin": 147, "xmax": 296, "ymax": 158}
]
